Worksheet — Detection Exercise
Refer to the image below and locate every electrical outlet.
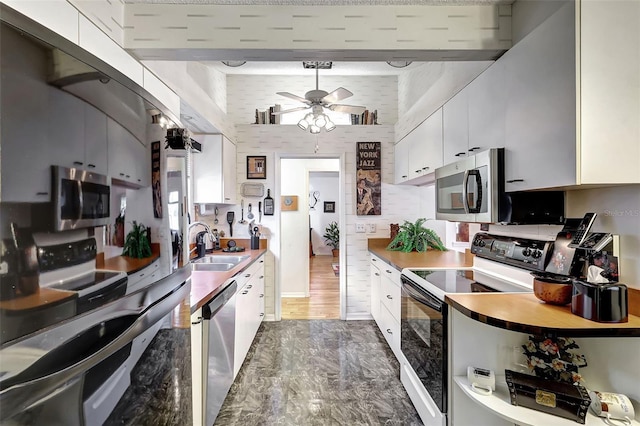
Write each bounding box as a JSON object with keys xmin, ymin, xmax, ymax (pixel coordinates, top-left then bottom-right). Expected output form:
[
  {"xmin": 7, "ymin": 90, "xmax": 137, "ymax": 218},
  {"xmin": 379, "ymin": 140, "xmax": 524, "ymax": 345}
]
[
  {"xmin": 367, "ymin": 223, "xmax": 376, "ymax": 233},
  {"xmin": 355, "ymin": 223, "xmax": 366, "ymax": 233}
]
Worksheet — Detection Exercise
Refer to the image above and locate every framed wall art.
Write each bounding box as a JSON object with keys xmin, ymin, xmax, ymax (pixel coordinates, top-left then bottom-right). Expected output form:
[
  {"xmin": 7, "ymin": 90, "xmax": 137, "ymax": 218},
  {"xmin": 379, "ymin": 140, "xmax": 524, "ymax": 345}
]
[
  {"xmin": 281, "ymin": 195, "xmax": 298, "ymax": 211},
  {"xmin": 324, "ymin": 201, "xmax": 335, "ymax": 213},
  {"xmin": 246, "ymin": 155, "xmax": 267, "ymax": 179}
]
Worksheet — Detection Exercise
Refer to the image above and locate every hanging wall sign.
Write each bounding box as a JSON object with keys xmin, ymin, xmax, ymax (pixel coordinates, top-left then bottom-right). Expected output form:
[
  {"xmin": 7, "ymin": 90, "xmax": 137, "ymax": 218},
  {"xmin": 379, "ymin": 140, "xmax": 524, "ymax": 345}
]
[
  {"xmin": 151, "ymin": 141, "xmax": 162, "ymax": 218},
  {"xmin": 356, "ymin": 142, "xmax": 381, "ymax": 216}
]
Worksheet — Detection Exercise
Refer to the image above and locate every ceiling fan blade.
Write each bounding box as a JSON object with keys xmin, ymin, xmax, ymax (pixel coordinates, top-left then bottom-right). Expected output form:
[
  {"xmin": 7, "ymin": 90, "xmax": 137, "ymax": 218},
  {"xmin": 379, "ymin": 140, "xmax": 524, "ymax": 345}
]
[
  {"xmin": 272, "ymin": 106, "xmax": 311, "ymax": 115},
  {"xmin": 276, "ymin": 91, "xmax": 310, "ymax": 104},
  {"xmin": 328, "ymin": 104, "xmax": 366, "ymax": 115},
  {"xmin": 321, "ymin": 87, "xmax": 353, "ymax": 104}
]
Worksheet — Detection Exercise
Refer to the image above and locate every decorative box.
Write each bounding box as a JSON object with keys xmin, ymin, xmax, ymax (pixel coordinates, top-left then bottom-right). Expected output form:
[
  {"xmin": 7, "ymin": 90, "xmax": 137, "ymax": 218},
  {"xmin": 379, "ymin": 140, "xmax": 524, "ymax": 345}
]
[{"xmin": 505, "ymin": 370, "xmax": 591, "ymax": 424}]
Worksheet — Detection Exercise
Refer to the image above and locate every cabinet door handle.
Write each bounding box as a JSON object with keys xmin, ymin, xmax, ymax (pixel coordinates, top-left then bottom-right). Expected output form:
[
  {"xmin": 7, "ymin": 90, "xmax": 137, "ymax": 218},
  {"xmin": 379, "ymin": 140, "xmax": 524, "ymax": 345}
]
[
  {"xmin": 422, "ymin": 166, "xmax": 430, "ymax": 170},
  {"xmin": 468, "ymin": 146, "xmax": 481, "ymax": 152},
  {"xmin": 415, "ymin": 170, "xmax": 421, "ymax": 173},
  {"xmin": 137, "ymin": 178, "xmax": 141, "ymax": 182},
  {"xmin": 454, "ymin": 152, "xmax": 466, "ymax": 157},
  {"xmin": 386, "ymin": 329, "xmax": 392, "ymax": 334},
  {"xmin": 259, "ymin": 294, "xmax": 264, "ymax": 298},
  {"xmin": 259, "ymin": 275, "xmax": 264, "ymax": 279},
  {"xmin": 246, "ymin": 285, "xmax": 252, "ymax": 289},
  {"xmin": 260, "ymin": 313, "xmax": 265, "ymax": 317},
  {"xmin": 374, "ymin": 273, "xmax": 380, "ymax": 276},
  {"xmin": 126, "ymin": 175, "xmax": 130, "ymax": 178},
  {"xmin": 191, "ymin": 317, "xmax": 203, "ymax": 325},
  {"xmin": 506, "ymin": 179, "xmax": 524, "ymax": 183},
  {"xmin": 225, "ymin": 198, "xmax": 231, "ymax": 201},
  {"xmin": 242, "ymin": 291, "xmax": 249, "ymax": 295},
  {"xmin": 245, "ymin": 274, "xmax": 251, "ymax": 278},
  {"xmin": 119, "ymin": 173, "xmax": 125, "ymax": 177},
  {"xmin": 372, "ymin": 258, "xmax": 377, "ymax": 262},
  {"xmin": 386, "ymin": 270, "xmax": 392, "ymax": 274},
  {"xmin": 401, "ymin": 175, "xmax": 407, "ymax": 178},
  {"xmin": 386, "ymin": 295, "xmax": 393, "ymax": 299},
  {"xmin": 36, "ymin": 192, "xmax": 49, "ymax": 196},
  {"xmin": 87, "ymin": 164, "xmax": 96, "ymax": 168},
  {"xmin": 73, "ymin": 161, "xmax": 83, "ymax": 166},
  {"xmin": 260, "ymin": 260, "xmax": 264, "ymax": 263}
]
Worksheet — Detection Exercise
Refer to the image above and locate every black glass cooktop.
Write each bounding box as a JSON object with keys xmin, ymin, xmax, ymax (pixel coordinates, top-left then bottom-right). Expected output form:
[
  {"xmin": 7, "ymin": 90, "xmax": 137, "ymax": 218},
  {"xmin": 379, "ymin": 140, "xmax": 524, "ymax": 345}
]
[
  {"xmin": 51, "ymin": 271, "xmax": 125, "ymax": 293},
  {"xmin": 406, "ymin": 269, "xmax": 530, "ymax": 294}
]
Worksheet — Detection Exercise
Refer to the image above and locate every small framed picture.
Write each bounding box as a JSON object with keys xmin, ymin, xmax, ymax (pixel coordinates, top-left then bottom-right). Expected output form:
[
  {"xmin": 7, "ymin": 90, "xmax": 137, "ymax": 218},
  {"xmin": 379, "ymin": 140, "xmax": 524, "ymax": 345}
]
[
  {"xmin": 324, "ymin": 201, "xmax": 335, "ymax": 213},
  {"xmin": 247, "ymin": 156, "xmax": 267, "ymax": 179}
]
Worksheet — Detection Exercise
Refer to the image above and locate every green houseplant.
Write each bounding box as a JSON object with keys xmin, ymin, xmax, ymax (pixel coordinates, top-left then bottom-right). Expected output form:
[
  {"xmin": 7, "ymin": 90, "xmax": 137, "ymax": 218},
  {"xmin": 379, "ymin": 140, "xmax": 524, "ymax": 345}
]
[
  {"xmin": 323, "ymin": 221, "xmax": 340, "ymax": 257},
  {"xmin": 386, "ymin": 218, "xmax": 447, "ymax": 252},
  {"xmin": 122, "ymin": 221, "xmax": 152, "ymax": 258}
]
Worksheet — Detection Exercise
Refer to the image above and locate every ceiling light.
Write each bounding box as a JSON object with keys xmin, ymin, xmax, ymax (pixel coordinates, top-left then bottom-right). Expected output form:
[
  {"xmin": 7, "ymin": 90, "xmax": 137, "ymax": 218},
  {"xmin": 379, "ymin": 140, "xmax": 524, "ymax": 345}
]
[
  {"xmin": 309, "ymin": 125, "xmax": 321, "ymax": 134},
  {"xmin": 221, "ymin": 61, "xmax": 247, "ymax": 67},
  {"xmin": 386, "ymin": 61, "xmax": 413, "ymax": 68},
  {"xmin": 325, "ymin": 120, "xmax": 336, "ymax": 132},
  {"xmin": 298, "ymin": 119, "xmax": 309, "ymax": 130},
  {"xmin": 314, "ymin": 115, "xmax": 327, "ymax": 127},
  {"xmin": 302, "ymin": 61, "xmax": 333, "ymax": 69}
]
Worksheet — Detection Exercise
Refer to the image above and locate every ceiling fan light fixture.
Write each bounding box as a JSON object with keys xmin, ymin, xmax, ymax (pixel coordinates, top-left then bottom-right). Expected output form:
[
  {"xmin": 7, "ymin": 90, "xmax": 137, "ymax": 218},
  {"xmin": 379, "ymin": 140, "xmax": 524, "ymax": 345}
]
[
  {"xmin": 325, "ymin": 120, "xmax": 336, "ymax": 132},
  {"xmin": 310, "ymin": 125, "xmax": 321, "ymax": 134},
  {"xmin": 315, "ymin": 115, "xmax": 327, "ymax": 127},
  {"xmin": 304, "ymin": 113, "xmax": 315, "ymax": 125},
  {"xmin": 298, "ymin": 119, "xmax": 310, "ymax": 130}
]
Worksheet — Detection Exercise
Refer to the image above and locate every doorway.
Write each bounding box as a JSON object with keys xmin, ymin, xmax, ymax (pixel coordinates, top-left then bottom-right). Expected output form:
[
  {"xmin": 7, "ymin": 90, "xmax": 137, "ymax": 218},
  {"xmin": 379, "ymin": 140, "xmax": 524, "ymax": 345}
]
[{"xmin": 276, "ymin": 156, "xmax": 345, "ymax": 320}]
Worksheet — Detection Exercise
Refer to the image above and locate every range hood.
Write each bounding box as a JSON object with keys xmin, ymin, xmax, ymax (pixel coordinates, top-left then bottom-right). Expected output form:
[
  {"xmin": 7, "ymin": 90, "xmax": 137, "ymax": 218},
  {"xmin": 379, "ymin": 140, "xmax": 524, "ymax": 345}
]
[{"xmin": 48, "ymin": 49, "xmax": 162, "ymax": 143}]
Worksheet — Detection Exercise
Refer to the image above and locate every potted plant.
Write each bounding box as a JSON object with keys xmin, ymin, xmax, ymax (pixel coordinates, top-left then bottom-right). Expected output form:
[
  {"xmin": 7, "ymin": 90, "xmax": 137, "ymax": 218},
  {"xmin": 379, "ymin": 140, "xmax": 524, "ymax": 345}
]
[
  {"xmin": 386, "ymin": 218, "xmax": 447, "ymax": 252},
  {"xmin": 122, "ymin": 221, "xmax": 152, "ymax": 259},
  {"xmin": 323, "ymin": 221, "xmax": 340, "ymax": 257}
]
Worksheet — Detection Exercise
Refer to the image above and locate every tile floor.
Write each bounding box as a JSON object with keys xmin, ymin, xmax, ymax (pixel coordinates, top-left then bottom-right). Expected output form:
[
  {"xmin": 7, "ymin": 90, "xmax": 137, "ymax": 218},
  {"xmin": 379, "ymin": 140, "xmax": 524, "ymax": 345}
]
[{"xmin": 215, "ymin": 320, "xmax": 424, "ymax": 425}]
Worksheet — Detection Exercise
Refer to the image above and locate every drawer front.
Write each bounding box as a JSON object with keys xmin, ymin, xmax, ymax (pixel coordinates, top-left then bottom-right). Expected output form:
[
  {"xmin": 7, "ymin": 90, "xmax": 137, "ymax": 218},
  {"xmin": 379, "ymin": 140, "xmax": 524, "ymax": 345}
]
[
  {"xmin": 379, "ymin": 304, "xmax": 401, "ymax": 361},
  {"xmin": 381, "ymin": 275, "xmax": 401, "ymax": 321},
  {"xmin": 126, "ymin": 260, "xmax": 160, "ymax": 294}
]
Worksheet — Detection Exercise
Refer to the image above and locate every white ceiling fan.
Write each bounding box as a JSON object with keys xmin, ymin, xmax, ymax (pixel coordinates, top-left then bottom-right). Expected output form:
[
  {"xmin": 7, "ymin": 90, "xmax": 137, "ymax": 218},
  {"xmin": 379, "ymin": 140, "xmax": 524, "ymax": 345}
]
[{"xmin": 273, "ymin": 66, "xmax": 366, "ymax": 132}]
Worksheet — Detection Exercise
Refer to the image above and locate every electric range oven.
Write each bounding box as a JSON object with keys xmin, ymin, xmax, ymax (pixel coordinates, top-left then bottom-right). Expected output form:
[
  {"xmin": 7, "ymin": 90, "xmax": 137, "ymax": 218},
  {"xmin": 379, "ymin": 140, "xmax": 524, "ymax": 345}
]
[{"xmin": 399, "ymin": 268, "xmax": 530, "ymax": 426}]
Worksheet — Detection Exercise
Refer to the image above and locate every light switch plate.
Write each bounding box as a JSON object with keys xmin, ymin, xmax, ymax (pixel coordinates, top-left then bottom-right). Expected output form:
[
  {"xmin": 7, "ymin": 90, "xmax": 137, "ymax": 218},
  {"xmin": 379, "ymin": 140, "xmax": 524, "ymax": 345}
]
[
  {"xmin": 355, "ymin": 223, "xmax": 366, "ymax": 233},
  {"xmin": 367, "ymin": 223, "xmax": 376, "ymax": 233}
]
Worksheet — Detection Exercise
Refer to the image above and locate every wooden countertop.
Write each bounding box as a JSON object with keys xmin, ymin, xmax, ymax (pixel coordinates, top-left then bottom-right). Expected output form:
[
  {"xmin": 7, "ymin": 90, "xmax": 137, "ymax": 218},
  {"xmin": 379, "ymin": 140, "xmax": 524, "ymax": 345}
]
[
  {"xmin": 189, "ymin": 248, "xmax": 267, "ymax": 313},
  {"xmin": 446, "ymin": 293, "xmax": 640, "ymax": 337},
  {"xmin": 0, "ymin": 287, "xmax": 77, "ymax": 312},
  {"xmin": 97, "ymin": 244, "xmax": 161, "ymax": 274},
  {"xmin": 368, "ymin": 238, "xmax": 473, "ymax": 271}
]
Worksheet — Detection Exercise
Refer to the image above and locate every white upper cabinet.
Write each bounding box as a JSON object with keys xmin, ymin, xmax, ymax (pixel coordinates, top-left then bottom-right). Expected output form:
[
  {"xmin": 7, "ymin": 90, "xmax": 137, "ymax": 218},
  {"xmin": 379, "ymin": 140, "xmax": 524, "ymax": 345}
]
[
  {"xmin": 396, "ymin": 109, "xmax": 443, "ymax": 185},
  {"xmin": 393, "ymin": 138, "xmax": 410, "ymax": 184},
  {"xmin": 84, "ymin": 103, "xmax": 108, "ymax": 176},
  {"xmin": 108, "ymin": 118, "xmax": 150, "ymax": 188},
  {"xmin": 503, "ymin": 2, "xmax": 576, "ymax": 192},
  {"xmin": 443, "ymin": 89, "xmax": 469, "ymax": 165},
  {"xmin": 579, "ymin": 0, "xmax": 640, "ymax": 184},
  {"xmin": 467, "ymin": 60, "xmax": 507, "ymax": 157},
  {"xmin": 193, "ymin": 134, "xmax": 237, "ymax": 205}
]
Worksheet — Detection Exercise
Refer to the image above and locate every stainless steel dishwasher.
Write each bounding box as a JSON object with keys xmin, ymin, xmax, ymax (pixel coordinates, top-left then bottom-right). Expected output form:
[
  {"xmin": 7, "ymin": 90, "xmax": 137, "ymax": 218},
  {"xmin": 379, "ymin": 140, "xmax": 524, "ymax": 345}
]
[{"xmin": 202, "ymin": 280, "xmax": 237, "ymax": 426}]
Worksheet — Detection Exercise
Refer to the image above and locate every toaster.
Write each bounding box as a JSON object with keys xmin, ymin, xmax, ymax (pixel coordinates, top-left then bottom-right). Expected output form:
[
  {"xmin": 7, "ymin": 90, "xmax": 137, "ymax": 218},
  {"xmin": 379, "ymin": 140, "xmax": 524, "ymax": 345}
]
[{"xmin": 571, "ymin": 280, "xmax": 628, "ymax": 323}]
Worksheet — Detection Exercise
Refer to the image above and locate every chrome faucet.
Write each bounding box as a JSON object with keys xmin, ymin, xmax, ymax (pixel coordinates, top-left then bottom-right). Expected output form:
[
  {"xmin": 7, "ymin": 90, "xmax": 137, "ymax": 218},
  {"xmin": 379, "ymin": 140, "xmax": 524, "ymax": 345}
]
[{"xmin": 188, "ymin": 222, "xmax": 217, "ymax": 257}]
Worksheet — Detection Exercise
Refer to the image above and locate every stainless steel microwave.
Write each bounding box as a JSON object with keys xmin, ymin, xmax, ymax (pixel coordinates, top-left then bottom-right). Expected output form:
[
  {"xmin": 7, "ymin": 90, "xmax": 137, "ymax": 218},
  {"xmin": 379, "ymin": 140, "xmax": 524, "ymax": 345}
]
[
  {"xmin": 53, "ymin": 166, "xmax": 111, "ymax": 231},
  {"xmin": 434, "ymin": 148, "xmax": 565, "ymax": 224}
]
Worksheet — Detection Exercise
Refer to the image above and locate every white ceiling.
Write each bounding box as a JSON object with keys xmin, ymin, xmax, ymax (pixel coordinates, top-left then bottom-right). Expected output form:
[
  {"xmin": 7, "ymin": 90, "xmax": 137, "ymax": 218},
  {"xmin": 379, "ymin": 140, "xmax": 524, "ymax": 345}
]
[{"xmin": 128, "ymin": 0, "xmax": 506, "ymax": 4}]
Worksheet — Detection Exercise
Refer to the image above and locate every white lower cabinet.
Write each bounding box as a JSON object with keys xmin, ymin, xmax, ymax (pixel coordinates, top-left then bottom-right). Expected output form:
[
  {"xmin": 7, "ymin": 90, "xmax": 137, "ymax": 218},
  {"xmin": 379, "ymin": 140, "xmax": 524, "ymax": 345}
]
[
  {"xmin": 125, "ymin": 259, "xmax": 161, "ymax": 294},
  {"xmin": 190, "ymin": 308, "xmax": 204, "ymax": 426},
  {"xmin": 370, "ymin": 255, "xmax": 401, "ymax": 360},
  {"xmin": 233, "ymin": 255, "xmax": 265, "ymax": 378}
]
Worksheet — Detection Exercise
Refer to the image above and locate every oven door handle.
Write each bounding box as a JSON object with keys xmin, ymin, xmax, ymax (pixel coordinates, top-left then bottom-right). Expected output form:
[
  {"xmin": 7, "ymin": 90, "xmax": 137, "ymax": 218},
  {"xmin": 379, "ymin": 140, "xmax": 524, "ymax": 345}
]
[
  {"xmin": 402, "ymin": 282, "xmax": 443, "ymax": 311},
  {"xmin": 0, "ymin": 280, "xmax": 190, "ymax": 422}
]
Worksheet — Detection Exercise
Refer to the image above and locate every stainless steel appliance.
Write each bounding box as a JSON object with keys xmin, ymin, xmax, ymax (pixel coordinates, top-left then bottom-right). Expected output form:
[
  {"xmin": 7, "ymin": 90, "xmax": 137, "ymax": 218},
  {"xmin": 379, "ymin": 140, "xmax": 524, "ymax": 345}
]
[
  {"xmin": 434, "ymin": 148, "xmax": 565, "ymax": 224},
  {"xmin": 470, "ymin": 232, "xmax": 554, "ymax": 272},
  {"xmin": 0, "ymin": 266, "xmax": 191, "ymax": 425},
  {"xmin": 399, "ymin": 268, "xmax": 531, "ymax": 426},
  {"xmin": 203, "ymin": 280, "xmax": 237, "ymax": 425},
  {"xmin": 52, "ymin": 165, "xmax": 111, "ymax": 231}
]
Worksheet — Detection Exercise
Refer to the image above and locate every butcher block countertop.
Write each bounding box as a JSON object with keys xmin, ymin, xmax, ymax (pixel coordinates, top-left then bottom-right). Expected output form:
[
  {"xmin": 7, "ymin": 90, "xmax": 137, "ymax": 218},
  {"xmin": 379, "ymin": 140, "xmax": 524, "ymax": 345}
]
[
  {"xmin": 97, "ymin": 244, "xmax": 161, "ymax": 274},
  {"xmin": 0, "ymin": 287, "xmax": 77, "ymax": 312},
  {"xmin": 367, "ymin": 238, "xmax": 473, "ymax": 271},
  {"xmin": 190, "ymin": 248, "xmax": 267, "ymax": 313},
  {"xmin": 446, "ymin": 293, "xmax": 640, "ymax": 337}
]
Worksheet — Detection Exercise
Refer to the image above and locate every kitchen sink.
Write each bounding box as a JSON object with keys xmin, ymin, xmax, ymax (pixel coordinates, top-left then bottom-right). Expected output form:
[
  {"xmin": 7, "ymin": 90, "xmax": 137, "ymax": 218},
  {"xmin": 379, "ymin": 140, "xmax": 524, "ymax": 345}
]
[{"xmin": 191, "ymin": 255, "xmax": 250, "ymax": 272}]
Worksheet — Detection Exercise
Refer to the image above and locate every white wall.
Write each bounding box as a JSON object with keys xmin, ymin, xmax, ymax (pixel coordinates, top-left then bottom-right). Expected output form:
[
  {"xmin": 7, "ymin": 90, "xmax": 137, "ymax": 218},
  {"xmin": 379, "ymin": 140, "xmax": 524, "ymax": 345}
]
[
  {"xmin": 227, "ymin": 74, "xmax": 398, "ymax": 126},
  {"xmin": 280, "ymin": 159, "xmax": 339, "ymax": 296},
  {"xmin": 309, "ymin": 172, "xmax": 340, "ymax": 256},
  {"xmin": 233, "ymin": 124, "xmax": 429, "ymax": 319}
]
